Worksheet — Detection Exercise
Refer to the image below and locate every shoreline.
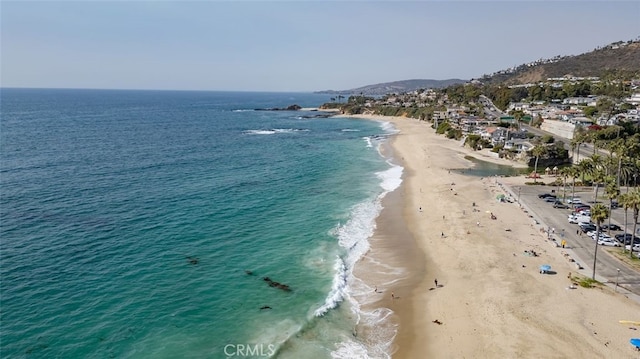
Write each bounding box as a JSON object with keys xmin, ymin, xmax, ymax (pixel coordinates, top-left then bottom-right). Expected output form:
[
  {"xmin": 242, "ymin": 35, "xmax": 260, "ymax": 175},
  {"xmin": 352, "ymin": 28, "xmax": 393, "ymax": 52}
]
[{"xmin": 344, "ymin": 114, "xmax": 640, "ymax": 358}]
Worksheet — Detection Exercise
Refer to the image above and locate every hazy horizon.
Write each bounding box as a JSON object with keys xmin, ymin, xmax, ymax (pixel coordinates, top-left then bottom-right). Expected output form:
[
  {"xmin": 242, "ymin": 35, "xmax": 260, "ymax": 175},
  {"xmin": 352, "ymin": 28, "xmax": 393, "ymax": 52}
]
[{"xmin": 2, "ymin": 1, "xmax": 639, "ymax": 92}]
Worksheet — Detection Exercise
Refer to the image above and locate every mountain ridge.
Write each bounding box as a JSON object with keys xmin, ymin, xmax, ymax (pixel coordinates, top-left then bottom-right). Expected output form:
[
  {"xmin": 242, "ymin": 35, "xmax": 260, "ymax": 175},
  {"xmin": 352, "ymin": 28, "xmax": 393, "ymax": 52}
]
[
  {"xmin": 317, "ymin": 38, "xmax": 640, "ymax": 96},
  {"xmin": 315, "ymin": 78, "xmax": 467, "ymax": 96}
]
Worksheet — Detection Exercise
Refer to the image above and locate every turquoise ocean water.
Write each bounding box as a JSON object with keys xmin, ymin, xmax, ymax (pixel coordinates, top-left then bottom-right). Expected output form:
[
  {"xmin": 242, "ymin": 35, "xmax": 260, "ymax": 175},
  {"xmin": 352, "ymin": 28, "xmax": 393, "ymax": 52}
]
[{"xmin": 1, "ymin": 89, "xmax": 403, "ymax": 358}]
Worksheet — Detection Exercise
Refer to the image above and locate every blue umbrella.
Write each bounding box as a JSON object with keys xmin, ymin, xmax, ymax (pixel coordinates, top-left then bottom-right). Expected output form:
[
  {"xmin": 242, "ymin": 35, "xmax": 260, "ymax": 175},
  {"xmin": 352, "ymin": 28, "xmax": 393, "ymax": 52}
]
[
  {"xmin": 631, "ymin": 338, "xmax": 640, "ymax": 349},
  {"xmin": 539, "ymin": 264, "xmax": 551, "ymax": 273}
]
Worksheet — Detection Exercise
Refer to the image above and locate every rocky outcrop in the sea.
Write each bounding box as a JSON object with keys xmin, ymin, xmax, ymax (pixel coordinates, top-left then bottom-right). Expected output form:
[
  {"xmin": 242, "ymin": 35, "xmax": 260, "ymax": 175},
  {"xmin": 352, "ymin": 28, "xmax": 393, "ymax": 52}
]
[{"xmin": 254, "ymin": 104, "xmax": 302, "ymax": 111}]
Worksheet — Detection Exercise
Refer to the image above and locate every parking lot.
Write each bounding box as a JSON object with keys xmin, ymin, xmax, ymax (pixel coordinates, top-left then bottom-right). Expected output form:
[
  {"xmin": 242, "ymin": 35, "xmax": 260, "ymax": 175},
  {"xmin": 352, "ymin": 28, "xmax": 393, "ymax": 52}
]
[{"xmin": 507, "ymin": 184, "xmax": 640, "ymax": 296}]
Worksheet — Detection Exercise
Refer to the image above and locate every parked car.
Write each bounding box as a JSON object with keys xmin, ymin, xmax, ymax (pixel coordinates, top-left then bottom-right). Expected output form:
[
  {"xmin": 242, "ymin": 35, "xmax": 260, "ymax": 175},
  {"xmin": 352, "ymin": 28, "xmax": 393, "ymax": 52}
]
[
  {"xmin": 571, "ymin": 215, "xmax": 591, "ymax": 224},
  {"xmin": 538, "ymin": 193, "xmax": 556, "ymax": 199},
  {"xmin": 566, "ymin": 198, "xmax": 582, "ymax": 204},
  {"xmin": 544, "ymin": 197, "xmax": 557, "ymax": 202},
  {"xmin": 610, "ymin": 200, "xmax": 619, "ymax": 209},
  {"xmin": 598, "ymin": 239, "xmax": 621, "ymax": 247},
  {"xmin": 601, "ymin": 224, "xmax": 621, "ymax": 231},
  {"xmin": 625, "ymin": 243, "xmax": 640, "ymax": 251},
  {"xmin": 615, "ymin": 233, "xmax": 640, "ymax": 245},
  {"xmin": 589, "ymin": 231, "xmax": 612, "ymax": 241},
  {"xmin": 615, "ymin": 233, "xmax": 640, "ymax": 241},
  {"xmin": 579, "ymin": 223, "xmax": 597, "ymax": 233},
  {"xmin": 572, "ymin": 205, "xmax": 590, "ymax": 212},
  {"xmin": 553, "ymin": 201, "xmax": 569, "ymax": 209}
]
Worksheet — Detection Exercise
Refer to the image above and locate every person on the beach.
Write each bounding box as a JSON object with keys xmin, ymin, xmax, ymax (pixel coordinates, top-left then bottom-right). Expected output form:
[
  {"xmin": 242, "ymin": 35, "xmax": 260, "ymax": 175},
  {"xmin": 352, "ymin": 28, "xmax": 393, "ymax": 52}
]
[
  {"xmin": 391, "ymin": 292, "xmax": 396, "ymax": 300},
  {"xmin": 434, "ymin": 279, "xmax": 438, "ymax": 287}
]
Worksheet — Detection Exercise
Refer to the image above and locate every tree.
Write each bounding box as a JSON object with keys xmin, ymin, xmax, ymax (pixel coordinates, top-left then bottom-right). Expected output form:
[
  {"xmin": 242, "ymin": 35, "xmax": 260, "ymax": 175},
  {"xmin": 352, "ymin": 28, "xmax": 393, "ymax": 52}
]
[
  {"xmin": 604, "ymin": 180, "xmax": 620, "ymax": 234},
  {"xmin": 531, "ymin": 145, "xmax": 547, "ymax": 183},
  {"xmin": 559, "ymin": 167, "xmax": 571, "ymax": 203},
  {"xmin": 587, "ymin": 154, "xmax": 605, "ymax": 203},
  {"xmin": 571, "ymin": 131, "xmax": 587, "ymax": 164},
  {"xmin": 590, "ymin": 203, "xmax": 609, "ymax": 279},
  {"xmin": 607, "ymin": 138, "xmax": 626, "ymax": 188},
  {"xmin": 567, "ymin": 166, "xmax": 579, "ymax": 202},
  {"xmin": 620, "ymin": 190, "xmax": 640, "ymax": 259},
  {"xmin": 576, "ymin": 159, "xmax": 593, "ymax": 186}
]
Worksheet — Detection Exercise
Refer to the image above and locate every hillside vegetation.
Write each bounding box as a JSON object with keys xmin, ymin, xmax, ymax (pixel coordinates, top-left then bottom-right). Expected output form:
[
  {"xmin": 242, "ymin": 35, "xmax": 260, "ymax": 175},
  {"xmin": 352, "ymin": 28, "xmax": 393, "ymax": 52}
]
[{"xmin": 481, "ymin": 40, "xmax": 640, "ymax": 85}]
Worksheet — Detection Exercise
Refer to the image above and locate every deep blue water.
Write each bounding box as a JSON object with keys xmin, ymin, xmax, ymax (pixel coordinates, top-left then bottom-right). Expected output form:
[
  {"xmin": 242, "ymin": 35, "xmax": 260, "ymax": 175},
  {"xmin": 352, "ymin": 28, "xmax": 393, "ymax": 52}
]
[{"xmin": 0, "ymin": 89, "xmax": 400, "ymax": 358}]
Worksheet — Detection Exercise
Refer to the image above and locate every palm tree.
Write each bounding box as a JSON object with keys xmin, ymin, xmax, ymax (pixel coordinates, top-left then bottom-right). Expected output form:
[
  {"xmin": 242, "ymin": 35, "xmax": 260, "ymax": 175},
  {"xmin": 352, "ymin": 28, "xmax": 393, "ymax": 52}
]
[
  {"xmin": 576, "ymin": 159, "xmax": 593, "ymax": 186},
  {"xmin": 588, "ymin": 154, "xmax": 605, "ymax": 203},
  {"xmin": 572, "ymin": 131, "xmax": 586, "ymax": 164},
  {"xmin": 531, "ymin": 145, "xmax": 547, "ymax": 183},
  {"xmin": 623, "ymin": 190, "xmax": 640, "ymax": 259},
  {"xmin": 607, "ymin": 138, "xmax": 626, "ymax": 188},
  {"xmin": 559, "ymin": 167, "xmax": 570, "ymax": 203},
  {"xmin": 619, "ymin": 158, "xmax": 635, "ymax": 193},
  {"xmin": 590, "ymin": 203, "xmax": 609, "ymax": 280},
  {"xmin": 604, "ymin": 179, "xmax": 620, "ymax": 234},
  {"xmin": 619, "ymin": 192, "xmax": 631, "ymax": 254},
  {"xmin": 567, "ymin": 166, "xmax": 579, "ymax": 203}
]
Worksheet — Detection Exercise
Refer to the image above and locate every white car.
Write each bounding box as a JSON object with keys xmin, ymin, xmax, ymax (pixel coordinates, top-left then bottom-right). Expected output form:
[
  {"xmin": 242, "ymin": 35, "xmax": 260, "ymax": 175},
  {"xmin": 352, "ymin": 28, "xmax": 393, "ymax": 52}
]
[
  {"xmin": 567, "ymin": 198, "xmax": 582, "ymax": 204},
  {"xmin": 625, "ymin": 243, "xmax": 640, "ymax": 251},
  {"xmin": 589, "ymin": 231, "xmax": 611, "ymax": 241},
  {"xmin": 577, "ymin": 209, "xmax": 591, "ymax": 216},
  {"xmin": 598, "ymin": 239, "xmax": 620, "ymax": 247}
]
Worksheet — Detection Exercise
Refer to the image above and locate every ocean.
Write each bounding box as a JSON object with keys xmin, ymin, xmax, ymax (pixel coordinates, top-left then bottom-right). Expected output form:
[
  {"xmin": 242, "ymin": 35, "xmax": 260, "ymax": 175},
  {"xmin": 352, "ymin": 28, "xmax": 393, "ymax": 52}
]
[{"xmin": 0, "ymin": 89, "xmax": 403, "ymax": 358}]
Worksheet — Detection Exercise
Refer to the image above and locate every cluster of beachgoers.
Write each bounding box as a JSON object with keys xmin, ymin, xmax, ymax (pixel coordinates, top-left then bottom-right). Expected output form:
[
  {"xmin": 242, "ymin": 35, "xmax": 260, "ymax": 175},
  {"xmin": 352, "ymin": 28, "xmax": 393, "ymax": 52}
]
[{"xmin": 344, "ymin": 113, "xmax": 640, "ymax": 358}]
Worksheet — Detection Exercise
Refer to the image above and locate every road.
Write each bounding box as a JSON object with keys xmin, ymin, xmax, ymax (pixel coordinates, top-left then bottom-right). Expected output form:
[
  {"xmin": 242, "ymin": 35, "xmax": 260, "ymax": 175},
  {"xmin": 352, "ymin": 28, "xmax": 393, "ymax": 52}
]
[{"xmin": 506, "ymin": 183, "xmax": 640, "ymax": 297}]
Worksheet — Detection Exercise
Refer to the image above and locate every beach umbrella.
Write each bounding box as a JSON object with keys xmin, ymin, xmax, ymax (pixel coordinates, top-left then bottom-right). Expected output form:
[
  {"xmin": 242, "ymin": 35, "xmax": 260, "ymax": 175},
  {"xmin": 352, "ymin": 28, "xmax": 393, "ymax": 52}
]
[
  {"xmin": 539, "ymin": 264, "xmax": 551, "ymax": 273},
  {"xmin": 630, "ymin": 338, "xmax": 640, "ymax": 350},
  {"xmin": 496, "ymin": 194, "xmax": 505, "ymax": 199}
]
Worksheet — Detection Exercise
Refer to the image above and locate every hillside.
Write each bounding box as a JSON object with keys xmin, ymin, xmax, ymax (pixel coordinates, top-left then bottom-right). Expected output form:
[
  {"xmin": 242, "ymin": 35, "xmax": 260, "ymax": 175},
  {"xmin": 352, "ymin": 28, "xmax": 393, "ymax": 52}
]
[
  {"xmin": 481, "ymin": 40, "xmax": 640, "ymax": 85},
  {"xmin": 315, "ymin": 78, "xmax": 466, "ymax": 96}
]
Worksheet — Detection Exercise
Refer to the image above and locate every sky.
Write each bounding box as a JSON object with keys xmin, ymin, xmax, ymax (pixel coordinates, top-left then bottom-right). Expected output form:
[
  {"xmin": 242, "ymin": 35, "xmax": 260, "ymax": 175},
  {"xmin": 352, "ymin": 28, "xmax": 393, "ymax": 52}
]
[{"xmin": 1, "ymin": 1, "xmax": 639, "ymax": 92}]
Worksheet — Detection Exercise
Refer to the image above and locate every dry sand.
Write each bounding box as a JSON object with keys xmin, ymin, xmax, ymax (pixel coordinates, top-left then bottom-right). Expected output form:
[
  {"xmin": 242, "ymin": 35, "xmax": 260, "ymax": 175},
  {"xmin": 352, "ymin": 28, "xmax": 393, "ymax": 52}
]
[{"xmin": 347, "ymin": 114, "xmax": 640, "ymax": 358}]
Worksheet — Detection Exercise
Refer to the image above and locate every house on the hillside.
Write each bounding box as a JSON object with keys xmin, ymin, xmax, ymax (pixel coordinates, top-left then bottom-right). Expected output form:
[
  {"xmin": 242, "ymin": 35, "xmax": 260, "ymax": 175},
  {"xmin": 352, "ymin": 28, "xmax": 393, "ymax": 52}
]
[
  {"xmin": 563, "ymin": 96, "xmax": 597, "ymax": 105},
  {"xmin": 433, "ymin": 111, "xmax": 447, "ymax": 121},
  {"xmin": 507, "ymin": 102, "xmax": 531, "ymax": 112},
  {"xmin": 504, "ymin": 139, "xmax": 533, "ymax": 154},
  {"xmin": 570, "ymin": 117, "xmax": 593, "ymax": 126}
]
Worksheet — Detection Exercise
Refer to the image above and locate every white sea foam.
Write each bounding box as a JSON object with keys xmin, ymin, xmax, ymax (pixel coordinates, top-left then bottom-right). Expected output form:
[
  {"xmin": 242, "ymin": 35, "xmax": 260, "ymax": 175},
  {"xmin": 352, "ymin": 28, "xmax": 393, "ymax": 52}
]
[
  {"xmin": 341, "ymin": 129, "xmax": 361, "ymax": 132},
  {"xmin": 244, "ymin": 128, "xmax": 310, "ymax": 135},
  {"xmin": 314, "ymin": 257, "xmax": 348, "ymax": 317},
  {"xmin": 376, "ymin": 164, "xmax": 403, "ymax": 192},
  {"xmin": 331, "ymin": 339, "xmax": 372, "ymax": 359},
  {"xmin": 232, "ymin": 109, "xmax": 254, "ymax": 112},
  {"xmin": 244, "ymin": 130, "xmax": 276, "ymax": 135},
  {"xmin": 316, "ymin": 118, "xmax": 403, "ymax": 358},
  {"xmin": 378, "ymin": 121, "xmax": 399, "ymax": 135}
]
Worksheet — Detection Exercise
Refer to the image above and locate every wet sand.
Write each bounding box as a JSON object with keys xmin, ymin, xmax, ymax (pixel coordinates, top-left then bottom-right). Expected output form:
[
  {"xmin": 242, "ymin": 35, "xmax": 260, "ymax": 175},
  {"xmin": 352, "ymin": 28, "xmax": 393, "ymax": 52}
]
[{"xmin": 347, "ymin": 114, "xmax": 640, "ymax": 358}]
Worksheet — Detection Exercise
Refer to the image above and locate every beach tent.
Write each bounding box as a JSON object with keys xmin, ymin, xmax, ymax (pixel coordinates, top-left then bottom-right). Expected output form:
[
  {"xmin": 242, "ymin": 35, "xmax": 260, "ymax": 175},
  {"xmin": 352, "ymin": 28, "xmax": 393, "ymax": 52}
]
[{"xmin": 539, "ymin": 264, "xmax": 551, "ymax": 274}]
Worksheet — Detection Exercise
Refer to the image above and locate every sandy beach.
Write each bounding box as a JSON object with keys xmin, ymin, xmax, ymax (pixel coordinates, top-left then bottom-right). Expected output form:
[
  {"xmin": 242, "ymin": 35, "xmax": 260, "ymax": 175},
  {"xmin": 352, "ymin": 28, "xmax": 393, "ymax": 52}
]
[{"xmin": 349, "ymin": 114, "xmax": 640, "ymax": 358}]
